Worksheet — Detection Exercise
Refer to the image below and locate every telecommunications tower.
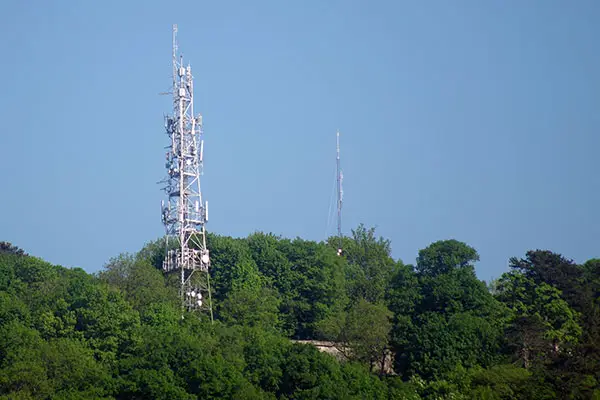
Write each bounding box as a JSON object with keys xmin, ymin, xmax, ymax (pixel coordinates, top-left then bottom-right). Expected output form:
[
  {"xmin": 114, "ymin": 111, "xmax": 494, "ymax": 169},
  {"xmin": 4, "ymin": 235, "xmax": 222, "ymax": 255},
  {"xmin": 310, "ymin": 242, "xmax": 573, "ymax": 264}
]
[
  {"xmin": 160, "ymin": 24, "xmax": 213, "ymax": 321},
  {"xmin": 336, "ymin": 130, "xmax": 343, "ymax": 256}
]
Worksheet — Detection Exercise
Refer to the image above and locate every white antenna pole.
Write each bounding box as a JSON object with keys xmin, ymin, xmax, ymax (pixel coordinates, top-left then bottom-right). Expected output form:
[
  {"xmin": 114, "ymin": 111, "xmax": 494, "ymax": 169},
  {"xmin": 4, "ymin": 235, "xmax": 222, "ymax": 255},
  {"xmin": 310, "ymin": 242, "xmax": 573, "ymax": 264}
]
[
  {"xmin": 172, "ymin": 24, "xmax": 177, "ymax": 93},
  {"xmin": 336, "ymin": 130, "xmax": 343, "ymax": 256}
]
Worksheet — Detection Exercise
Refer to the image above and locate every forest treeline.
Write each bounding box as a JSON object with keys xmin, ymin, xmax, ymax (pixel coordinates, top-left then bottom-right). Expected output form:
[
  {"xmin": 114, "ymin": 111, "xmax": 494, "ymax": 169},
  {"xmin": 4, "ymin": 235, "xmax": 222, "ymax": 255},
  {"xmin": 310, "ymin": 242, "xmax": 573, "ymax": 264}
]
[{"xmin": 0, "ymin": 225, "xmax": 599, "ymax": 399}]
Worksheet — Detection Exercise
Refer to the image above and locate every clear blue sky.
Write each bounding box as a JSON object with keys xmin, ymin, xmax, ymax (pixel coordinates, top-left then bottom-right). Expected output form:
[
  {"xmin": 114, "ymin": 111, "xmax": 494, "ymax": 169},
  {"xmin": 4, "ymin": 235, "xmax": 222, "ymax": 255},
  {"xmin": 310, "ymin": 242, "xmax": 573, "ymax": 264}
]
[{"xmin": 1, "ymin": 1, "xmax": 599, "ymax": 281}]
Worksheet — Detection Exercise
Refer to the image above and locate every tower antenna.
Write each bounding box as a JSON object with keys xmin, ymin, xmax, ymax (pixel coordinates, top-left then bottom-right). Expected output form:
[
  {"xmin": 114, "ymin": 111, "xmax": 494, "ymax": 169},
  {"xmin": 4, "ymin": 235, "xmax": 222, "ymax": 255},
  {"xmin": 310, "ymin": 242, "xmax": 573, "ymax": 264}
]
[
  {"xmin": 336, "ymin": 130, "xmax": 343, "ymax": 256},
  {"xmin": 160, "ymin": 24, "xmax": 213, "ymax": 321}
]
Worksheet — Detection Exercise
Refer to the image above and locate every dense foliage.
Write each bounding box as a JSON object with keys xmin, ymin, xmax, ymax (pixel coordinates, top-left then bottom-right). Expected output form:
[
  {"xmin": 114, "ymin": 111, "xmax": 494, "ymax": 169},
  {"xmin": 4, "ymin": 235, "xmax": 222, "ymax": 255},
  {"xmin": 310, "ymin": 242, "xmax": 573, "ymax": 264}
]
[{"xmin": 0, "ymin": 226, "xmax": 599, "ymax": 399}]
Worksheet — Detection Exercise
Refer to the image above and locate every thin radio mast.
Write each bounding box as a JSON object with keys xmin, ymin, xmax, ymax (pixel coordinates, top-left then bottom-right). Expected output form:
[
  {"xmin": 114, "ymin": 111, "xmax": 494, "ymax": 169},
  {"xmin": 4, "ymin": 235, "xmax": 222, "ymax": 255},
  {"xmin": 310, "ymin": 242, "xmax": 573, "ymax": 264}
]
[
  {"xmin": 160, "ymin": 24, "xmax": 213, "ymax": 321},
  {"xmin": 336, "ymin": 130, "xmax": 343, "ymax": 256}
]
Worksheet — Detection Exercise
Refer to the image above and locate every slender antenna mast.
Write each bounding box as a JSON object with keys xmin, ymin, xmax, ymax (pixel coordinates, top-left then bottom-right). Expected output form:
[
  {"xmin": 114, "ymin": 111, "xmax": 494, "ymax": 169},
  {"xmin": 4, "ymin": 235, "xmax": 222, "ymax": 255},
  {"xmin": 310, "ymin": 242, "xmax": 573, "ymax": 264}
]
[
  {"xmin": 160, "ymin": 24, "xmax": 213, "ymax": 321},
  {"xmin": 336, "ymin": 130, "xmax": 343, "ymax": 256}
]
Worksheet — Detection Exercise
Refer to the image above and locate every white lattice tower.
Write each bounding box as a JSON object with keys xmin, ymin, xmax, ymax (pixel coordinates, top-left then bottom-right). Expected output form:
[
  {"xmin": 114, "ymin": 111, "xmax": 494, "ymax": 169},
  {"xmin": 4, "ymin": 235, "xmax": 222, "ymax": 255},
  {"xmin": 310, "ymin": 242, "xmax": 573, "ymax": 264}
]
[{"xmin": 160, "ymin": 24, "xmax": 213, "ymax": 320}]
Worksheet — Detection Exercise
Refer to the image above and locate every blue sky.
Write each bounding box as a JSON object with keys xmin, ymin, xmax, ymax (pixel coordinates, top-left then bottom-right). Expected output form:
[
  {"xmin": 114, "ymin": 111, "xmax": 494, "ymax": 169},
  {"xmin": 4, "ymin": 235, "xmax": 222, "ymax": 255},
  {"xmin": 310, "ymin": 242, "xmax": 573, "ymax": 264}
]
[{"xmin": 1, "ymin": 1, "xmax": 599, "ymax": 280}]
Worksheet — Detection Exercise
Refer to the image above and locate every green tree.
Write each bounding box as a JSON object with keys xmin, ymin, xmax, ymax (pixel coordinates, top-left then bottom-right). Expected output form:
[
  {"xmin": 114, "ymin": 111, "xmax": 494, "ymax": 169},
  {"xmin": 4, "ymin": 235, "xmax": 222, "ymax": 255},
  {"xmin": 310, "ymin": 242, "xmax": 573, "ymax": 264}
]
[
  {"xmin": 136, "ymin": 237, "xmax": 172, "ymax": 270},
  {"xmin": 219, "ymin": 286, "xmax": 282, "ymax": 332},
  {"xmin": 0, "ymin": 321, "xmax": 53, "ymax": 398},
  {"xmin": 241, "ymin": 326, "xmax": 289, "ymax": 394},
  {"xmin": 395, "ymin": 240, "xmax": 506, "ymax": 378},
  {"xmin": 318, "ymin": 299, "xmax": 392, "ymax": 372},
  {"xmin": 99, "ymin": 253, "xmax": 176, "ymax": 311},
  {"xmin": 246, "ymin": 232, "xmax": 293, "ymax": 292},
  {"xmin": 467, "ymin": 364, "xmax": 532, "ymax": 399},
  {"xmin": 415, "ymin": 239, "xmax": 479, "ymax": 277},
  {"xmin": 509, "ymin": 250, "xmax": 584, "ymax": 310},
  {"xmin": 496, "ymin": 271, "xmax": 582, "ymax": 368},
  {"xmin": 278, "ymin": 343, "xmax": 348, "ymax": 399},
  {"xmin": 207, "ymin": 234, "xmax": 264, "ymax": 303},
  {"xmin": 276, "ymin": 238, "xmax": 347, "ymax": 339},
  {"xmin": 386, "ymin": 263, "xmax": 421, "ymax": 374},
  {"xmin": 331, "ymin": 224, "xmax": 397, "ymax": 304}
]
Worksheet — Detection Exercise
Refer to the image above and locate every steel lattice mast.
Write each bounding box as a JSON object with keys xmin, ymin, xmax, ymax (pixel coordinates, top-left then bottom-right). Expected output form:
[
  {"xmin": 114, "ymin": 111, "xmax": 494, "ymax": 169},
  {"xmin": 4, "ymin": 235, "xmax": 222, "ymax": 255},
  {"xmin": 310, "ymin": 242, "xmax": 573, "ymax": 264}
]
[
  {"xmin": 160, "ymin": 24, "xmax": 213, "ymax": 321},
  {"xmin": 336, "ymin": 130, "xmax": 343, "ymax": 256}
]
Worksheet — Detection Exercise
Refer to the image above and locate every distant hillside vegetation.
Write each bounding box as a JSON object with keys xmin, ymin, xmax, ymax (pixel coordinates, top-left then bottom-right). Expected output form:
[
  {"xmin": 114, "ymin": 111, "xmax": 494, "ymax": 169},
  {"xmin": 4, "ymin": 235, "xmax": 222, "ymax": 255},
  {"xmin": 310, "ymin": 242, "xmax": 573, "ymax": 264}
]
[{"xmin": 0, "ymin": 225, "xmax": 599, "ymax": 399}]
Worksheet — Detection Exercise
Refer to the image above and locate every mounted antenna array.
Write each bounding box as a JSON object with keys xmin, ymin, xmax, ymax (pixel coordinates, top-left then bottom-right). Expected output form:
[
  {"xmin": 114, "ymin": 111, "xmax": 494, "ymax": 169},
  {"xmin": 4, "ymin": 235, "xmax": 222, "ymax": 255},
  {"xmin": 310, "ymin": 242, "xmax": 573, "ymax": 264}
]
[
  {"xmin": 336, "ymin": 130, "xmax": 343, "ymax": 256},
  {"xmin": 160, "ymin": 24, "xmax": 213, "ymax": 321}
]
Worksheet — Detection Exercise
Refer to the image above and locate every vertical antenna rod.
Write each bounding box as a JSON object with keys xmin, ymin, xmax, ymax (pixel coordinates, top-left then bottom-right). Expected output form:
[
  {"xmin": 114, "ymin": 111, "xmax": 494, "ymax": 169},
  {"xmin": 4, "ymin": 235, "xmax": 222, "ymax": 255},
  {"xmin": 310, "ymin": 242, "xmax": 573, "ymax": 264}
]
[
  {"xmin": 160, "ymin": 24, "xmax": 213, "ymax": 321},
  {"xmin": 336, "ymin": 130, "xmax": 343, "ymax": 256}
]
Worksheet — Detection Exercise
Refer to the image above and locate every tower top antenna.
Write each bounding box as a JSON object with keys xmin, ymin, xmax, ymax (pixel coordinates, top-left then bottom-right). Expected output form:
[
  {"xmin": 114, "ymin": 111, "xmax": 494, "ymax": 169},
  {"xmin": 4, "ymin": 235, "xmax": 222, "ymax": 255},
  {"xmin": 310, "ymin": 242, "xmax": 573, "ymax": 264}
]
[
  {"xmin": 336, "ymin": 130, "xmax": 343, "ymax": 256},
  {"xmin": 172, "ymin": 24, "xmax": 177, "ymax": 49},
  {"xmin": 172, "ymin": 24, "xmax": 178, "ymax": 89}
]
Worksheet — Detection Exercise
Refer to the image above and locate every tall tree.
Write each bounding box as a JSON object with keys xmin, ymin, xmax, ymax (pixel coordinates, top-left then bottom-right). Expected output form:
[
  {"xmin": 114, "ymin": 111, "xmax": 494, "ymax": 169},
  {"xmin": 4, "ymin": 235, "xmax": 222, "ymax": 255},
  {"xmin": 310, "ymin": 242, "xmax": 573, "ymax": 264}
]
[
  {"xmin": 331, "ymin": 224, "xmax": 397, "ymax": 304},
  {"xmin": 415, "ymin": 239, "xmax": 479, "ymax": 277},
  {"xmin": 218, "ymin": 286, "xmax": 282, "ymax": 333},
  {"xmin": 206, "ymin": 234, "xmax": 264, "ymax": 303},
  {"xmin": 394, "ymin": 240, "xmax": 506, "ymax": 378},
  {"xmin": 276, "ymin": 238, "xmax": 347, "ymax": 339},
  {"xmin": 99, "ymin": 253, "xmax": 175, "ymax": 311},
  {"xmin": 318, "ymin": 299, "xmax": 393, "ymax": 373},
  {"xmin": 509, "ymin": 250, "xmax": 584, "ymax": 312},
  {"xmin": 496, "ymin": 270, "xmax": 582, "ymax": 368}
]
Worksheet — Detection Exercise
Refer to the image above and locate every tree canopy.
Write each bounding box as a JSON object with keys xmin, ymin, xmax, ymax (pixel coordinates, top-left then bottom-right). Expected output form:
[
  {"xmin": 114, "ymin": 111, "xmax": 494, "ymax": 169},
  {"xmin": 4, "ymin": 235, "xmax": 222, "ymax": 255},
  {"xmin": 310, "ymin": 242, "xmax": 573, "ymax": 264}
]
[{"xmin": 0, "ymin": 229, "xmax": 598, "ymax": 399}]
